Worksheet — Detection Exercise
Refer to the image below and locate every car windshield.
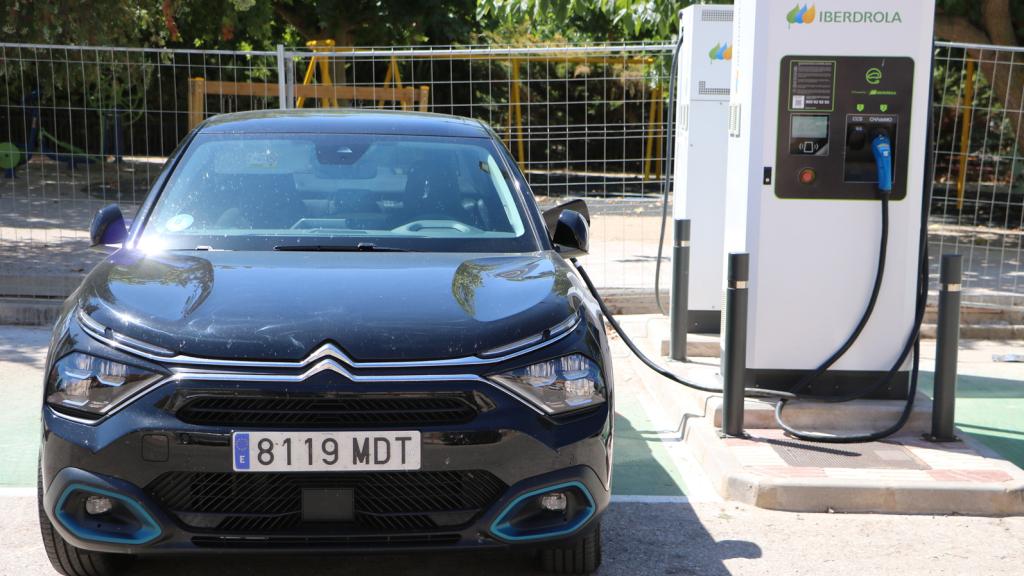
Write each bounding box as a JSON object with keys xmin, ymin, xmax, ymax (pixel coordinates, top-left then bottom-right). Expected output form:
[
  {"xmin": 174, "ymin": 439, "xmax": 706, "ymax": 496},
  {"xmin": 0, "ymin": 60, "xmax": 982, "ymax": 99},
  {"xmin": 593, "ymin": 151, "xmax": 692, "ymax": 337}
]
[{"xmin": 138, "ymin": 132, "xmax": 539, "ymax": 252}]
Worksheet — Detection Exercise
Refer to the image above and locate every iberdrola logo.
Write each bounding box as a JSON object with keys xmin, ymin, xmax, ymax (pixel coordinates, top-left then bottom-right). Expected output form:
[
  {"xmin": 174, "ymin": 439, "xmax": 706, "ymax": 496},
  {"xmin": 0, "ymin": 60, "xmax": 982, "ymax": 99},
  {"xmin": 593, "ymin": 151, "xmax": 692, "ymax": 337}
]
[
  {"xmin": 708, "ymin": 42, "xmax": 732, "ymax": 62},
  {"xmin": 787, "ymin": 4, "xmax": 817, "ymax": 26}
]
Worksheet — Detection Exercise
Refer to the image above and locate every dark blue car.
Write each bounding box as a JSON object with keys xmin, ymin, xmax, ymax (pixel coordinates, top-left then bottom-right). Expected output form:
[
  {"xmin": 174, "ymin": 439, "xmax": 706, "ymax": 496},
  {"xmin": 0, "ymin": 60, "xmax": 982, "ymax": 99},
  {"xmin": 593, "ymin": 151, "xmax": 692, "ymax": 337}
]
[{"xmin": 38, "ymin": 110, "xmax": 613, "ymax": 575}]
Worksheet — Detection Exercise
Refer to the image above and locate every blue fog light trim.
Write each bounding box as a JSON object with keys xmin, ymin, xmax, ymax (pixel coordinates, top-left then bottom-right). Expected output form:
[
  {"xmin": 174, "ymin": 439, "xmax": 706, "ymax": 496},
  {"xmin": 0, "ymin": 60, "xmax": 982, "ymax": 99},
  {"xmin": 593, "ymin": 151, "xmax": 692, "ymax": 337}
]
[
  {"xmin": 55, "ymin": 484, "xmax": 161, "ymax": 545},
  {"xmin": 490, "ymin": 481, "xmax": 596, "ymax": 542}
]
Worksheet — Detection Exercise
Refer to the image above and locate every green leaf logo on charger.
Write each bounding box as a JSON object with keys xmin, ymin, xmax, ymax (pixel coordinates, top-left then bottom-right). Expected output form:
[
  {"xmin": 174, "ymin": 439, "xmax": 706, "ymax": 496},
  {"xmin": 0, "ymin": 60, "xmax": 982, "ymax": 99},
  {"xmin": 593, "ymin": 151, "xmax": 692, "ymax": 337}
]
[
  {"xmin": 708, "ymin": 42, "xmax": 732, "ymax": 62},
  {"xmin": 787, "ymin": 4, "xmax": 817, "ymax": 27}
]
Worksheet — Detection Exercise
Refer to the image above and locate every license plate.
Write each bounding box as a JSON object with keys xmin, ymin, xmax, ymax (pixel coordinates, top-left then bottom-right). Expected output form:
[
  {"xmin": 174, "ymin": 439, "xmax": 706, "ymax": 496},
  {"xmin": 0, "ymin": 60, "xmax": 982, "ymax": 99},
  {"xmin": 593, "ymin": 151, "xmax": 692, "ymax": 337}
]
[{"xmin": 232, "ymin": 431, "xmax": 421, "ymax": 472}]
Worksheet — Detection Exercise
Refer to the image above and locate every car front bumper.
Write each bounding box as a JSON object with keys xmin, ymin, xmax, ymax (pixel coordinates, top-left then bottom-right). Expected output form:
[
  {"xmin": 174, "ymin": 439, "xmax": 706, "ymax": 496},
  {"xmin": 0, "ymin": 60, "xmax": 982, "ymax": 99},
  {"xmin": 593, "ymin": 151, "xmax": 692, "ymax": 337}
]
[{"xmin": 40, "ymin": 375, "xmax": 613, "ymax": 555}]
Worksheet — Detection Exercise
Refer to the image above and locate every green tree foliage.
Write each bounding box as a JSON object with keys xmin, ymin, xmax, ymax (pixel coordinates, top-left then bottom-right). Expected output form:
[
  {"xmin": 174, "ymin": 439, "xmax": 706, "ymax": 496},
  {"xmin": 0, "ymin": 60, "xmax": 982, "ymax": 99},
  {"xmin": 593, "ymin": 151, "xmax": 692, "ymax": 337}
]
[
  {"xmin": 1, "ymin": 0, "xmax": 162, "ymax": 46},
  {"xmin": 1, "ymin": 1, "xmax": 480, "ymax": 49},
  {"xmin": 8, "ymin": 1, "xmax": 1024, "ymax": 50},
  {"xmin": 479, "ymin": 0, "xmax": 748, "ymax": 41},
  {"xmin": 479, "ymin": 0, "xmax": 687, "ymax": 41}
]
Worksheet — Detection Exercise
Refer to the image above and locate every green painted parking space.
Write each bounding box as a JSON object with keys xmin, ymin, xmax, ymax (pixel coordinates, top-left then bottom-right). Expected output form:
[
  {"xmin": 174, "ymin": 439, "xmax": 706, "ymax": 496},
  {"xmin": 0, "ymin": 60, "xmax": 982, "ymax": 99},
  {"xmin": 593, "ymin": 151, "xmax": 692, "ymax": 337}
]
[
  {"xmin": 919, "ymin": 372, "xmax": 1024, "ymax": 469},
  {"xmin": 610, "ymin": 380, "xmax": 688, "ymax": 497},
  {"xmin": 0, "ymin": 327, "xmax": 48, "ymax": 488},
  {"xmin": 0, "ymin": 386, "xmax": 40, "ymax": 488}
]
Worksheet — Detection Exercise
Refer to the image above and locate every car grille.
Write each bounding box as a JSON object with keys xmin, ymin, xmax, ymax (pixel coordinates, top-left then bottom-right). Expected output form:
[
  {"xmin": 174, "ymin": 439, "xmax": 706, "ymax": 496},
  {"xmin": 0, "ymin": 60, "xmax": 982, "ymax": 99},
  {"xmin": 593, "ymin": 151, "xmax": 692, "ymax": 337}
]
[
  {"xmin": 146, "ymin": 470, "xmax": 507, "ymax": 534},
  {"xmin": 191, "ymin": 533, "xmax": 461, "ymax": 549},
  {"xmin": 174, "ymin": 393, "xmax": 478, "ymax": 428}
]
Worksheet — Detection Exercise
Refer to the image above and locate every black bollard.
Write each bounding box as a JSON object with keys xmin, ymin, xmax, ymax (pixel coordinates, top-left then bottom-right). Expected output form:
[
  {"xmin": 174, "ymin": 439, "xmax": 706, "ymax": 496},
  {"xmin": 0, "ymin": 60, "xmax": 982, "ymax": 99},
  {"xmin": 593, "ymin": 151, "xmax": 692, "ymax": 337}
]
[
  {"xmin": 670, "ymin": 219, "xmax": 691, "ymax": 361},
  {"xmin": 928, "ymin": 254, "xmax": 962, "ymax": 442},
  {"xmin": 721, "ymin": 253, "xmax": 749, "ymax": 438}
]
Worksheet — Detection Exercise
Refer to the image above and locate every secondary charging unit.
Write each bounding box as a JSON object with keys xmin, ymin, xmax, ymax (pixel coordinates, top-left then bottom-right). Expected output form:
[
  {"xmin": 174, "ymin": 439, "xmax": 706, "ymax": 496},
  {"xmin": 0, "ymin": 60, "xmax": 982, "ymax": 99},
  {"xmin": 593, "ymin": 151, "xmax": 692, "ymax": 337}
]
[
  {"xmin": 723, "ymin": 0, "xmax": 935, "ymax": 401},
  {"xmin": 672, "ymin": 4, "xmax": 734, "ymax": 334}
]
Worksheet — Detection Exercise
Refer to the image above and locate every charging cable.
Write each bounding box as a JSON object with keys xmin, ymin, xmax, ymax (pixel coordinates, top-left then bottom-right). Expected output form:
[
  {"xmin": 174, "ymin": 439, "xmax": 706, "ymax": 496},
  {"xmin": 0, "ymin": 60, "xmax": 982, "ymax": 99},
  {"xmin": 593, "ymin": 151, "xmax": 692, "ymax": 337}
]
[
  {"xmin": 572, "ymin": 258, "xmax": 795, "ymax": 400},
  {"xmin": 586, "ymin": 107, "xmax": 932, "ymax": 442},
  {"xmin": 653, "ymin": 29, "xmax": 687, "ymax": 315}
]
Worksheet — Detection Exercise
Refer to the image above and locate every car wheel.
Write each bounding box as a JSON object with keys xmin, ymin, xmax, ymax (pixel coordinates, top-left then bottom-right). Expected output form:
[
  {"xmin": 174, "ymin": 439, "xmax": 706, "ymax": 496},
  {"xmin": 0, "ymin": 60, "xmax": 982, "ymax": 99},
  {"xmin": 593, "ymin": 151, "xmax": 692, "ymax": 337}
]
[
  {"xmin": 538, "ymin": 522, "xmax": 602, "ymax": 575},
  {"xmin": 37, "ymin": 466, "xmax": 133, "ymax": 576}
]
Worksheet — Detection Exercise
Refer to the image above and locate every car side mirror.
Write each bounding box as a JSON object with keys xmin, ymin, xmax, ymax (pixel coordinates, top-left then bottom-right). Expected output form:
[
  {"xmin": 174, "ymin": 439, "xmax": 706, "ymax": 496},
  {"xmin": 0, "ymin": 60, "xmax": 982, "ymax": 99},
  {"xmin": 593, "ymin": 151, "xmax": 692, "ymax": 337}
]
[
  {"xmin": 552, "ymin": 209, "xmax": 589, "ymax": 258},
  {"xmin": 90, "ymin": 204, "xmax": 128, "ymax": 248},
  {"xmin": 542, "ymin": 198, "xmax": 590, "ymax": 234}
]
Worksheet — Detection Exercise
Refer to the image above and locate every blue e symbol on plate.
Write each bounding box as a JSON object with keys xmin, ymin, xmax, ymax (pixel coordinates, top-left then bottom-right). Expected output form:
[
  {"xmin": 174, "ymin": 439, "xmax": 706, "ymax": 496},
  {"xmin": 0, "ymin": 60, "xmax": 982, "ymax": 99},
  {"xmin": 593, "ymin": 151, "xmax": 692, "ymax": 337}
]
[{"xmin": 234, "ymin": 433, "xmax": 250, "ymax": 470}]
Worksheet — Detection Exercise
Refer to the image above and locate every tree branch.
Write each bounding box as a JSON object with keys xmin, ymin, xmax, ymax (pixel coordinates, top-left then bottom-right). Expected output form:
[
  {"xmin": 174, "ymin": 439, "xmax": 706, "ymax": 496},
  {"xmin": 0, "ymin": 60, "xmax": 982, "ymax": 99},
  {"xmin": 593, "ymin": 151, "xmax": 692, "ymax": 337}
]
[
  {"xmin": 934, "ymin": 14, "xmax": 990, "ymax": 44},
  {"xmin": 981, "ymin": 0, "xmax": 1017, "ymax": 46}
]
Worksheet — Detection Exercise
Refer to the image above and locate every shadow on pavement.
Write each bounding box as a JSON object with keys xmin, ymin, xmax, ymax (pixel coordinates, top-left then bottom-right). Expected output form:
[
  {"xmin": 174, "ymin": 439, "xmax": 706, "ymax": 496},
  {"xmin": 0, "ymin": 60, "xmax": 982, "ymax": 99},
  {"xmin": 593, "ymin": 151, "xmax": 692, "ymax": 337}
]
[
  {"xmin": 0, "ymin": 326, "xmax": 52, "ymax": 369},
  {"xmin": 124, "ymin": 501, "xmax": 759, "ymax": 576}
]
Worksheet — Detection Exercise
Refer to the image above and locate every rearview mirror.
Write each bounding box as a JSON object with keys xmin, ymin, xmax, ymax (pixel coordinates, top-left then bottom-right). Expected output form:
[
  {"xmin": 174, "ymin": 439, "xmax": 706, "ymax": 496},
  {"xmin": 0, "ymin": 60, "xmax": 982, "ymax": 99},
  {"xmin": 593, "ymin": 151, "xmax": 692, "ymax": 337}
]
[
  {"xmin": 552, "ymin": 209, "xmax": 589, "ymax": 258},
  {"xmin": 90, "ymin": 204, "xmax": 128, "ymax": 248}
]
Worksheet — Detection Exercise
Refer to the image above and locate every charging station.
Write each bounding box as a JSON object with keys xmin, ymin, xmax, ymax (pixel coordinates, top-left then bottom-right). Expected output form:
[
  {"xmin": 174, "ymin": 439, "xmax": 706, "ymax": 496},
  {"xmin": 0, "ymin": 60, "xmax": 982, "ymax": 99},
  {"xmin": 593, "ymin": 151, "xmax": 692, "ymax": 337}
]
[
  {"xmin": 672, "ymin": 4, "xmax": 733, "ymax": 334},
  {"xmin": 722, "ymin": 0, "xmax": 935, "ymax": 399}
]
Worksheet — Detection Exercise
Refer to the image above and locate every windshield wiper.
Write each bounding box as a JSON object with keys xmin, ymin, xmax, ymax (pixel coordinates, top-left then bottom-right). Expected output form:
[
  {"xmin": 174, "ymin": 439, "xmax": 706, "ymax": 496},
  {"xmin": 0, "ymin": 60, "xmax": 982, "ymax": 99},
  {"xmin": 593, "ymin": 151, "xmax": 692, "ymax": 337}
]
[{"xmin": 273, "ymin": 242, "xmax": 413, "ymax": 252}]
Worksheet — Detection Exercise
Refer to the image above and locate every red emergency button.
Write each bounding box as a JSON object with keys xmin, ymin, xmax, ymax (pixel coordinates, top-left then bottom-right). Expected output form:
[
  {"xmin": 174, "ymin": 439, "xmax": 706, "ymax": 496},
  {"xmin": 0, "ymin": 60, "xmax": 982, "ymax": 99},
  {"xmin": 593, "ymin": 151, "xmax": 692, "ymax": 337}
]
[{"xmin": 798, "ymin": 168, "xmax": 816, "ymax": 185}]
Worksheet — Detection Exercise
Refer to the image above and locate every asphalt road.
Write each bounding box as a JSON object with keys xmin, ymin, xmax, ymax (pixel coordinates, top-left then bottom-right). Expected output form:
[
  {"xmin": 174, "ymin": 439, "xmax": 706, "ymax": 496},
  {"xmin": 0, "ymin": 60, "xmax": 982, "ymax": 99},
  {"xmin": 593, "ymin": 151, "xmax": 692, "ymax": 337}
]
[{"xmin": 2, "ymin": 493, "xmax": 1023, "ymax": 576}]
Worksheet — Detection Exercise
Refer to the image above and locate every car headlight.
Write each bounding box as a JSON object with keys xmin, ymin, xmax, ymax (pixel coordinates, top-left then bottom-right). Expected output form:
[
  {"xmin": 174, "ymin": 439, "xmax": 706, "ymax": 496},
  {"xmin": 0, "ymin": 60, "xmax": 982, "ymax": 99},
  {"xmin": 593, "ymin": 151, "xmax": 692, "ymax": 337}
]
[
  {"xmin": 46, "ymin": 353, "xmax": 162, "ymax": 418},
  {"xmin": 490, "ymin": 354, "xmax": 605, "ymax": 415}
]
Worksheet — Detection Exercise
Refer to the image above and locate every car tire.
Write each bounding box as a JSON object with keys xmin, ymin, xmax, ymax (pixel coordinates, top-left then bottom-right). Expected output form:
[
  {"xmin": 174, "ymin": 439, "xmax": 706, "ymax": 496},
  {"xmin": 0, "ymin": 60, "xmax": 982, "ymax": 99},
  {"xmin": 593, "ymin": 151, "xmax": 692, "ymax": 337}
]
[
  {"xmin": 538, "ymin": 522, "xmax": 602, "ymax": 575},
  {"xmin": 37, "ymin": 467, "xmax": 133, "ymax": 576}
]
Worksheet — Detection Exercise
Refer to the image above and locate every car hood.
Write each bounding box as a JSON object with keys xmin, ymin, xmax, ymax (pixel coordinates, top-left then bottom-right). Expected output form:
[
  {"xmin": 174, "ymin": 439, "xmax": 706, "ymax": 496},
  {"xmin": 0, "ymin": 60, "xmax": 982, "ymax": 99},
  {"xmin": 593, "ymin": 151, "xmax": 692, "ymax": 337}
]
[{"xmin": 75, "ymin": 250, "xmax": 590, "ymax": 362}]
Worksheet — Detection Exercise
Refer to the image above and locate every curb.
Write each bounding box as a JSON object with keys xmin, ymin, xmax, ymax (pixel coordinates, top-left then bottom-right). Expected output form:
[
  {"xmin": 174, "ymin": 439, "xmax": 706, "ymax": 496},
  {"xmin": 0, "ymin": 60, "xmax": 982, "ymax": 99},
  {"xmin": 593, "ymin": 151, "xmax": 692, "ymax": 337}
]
[
  {"xmin": 683, "ymin": 417, "xmax": 1024, "ymax": 516},
  {"xmin": 919, "ymin": 323, "xmax": 1024, "ymax": 340},
  {"xmin": 0, "ymin": 298, "xmax": 63, "ymax": 327}
]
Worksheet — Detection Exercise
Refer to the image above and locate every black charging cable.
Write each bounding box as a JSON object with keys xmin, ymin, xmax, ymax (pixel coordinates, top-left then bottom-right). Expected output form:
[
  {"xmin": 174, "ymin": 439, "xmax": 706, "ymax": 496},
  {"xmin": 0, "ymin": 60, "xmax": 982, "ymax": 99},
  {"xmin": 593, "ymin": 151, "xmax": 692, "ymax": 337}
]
[
  {"xmin": 771, "ymin": 117, "xmax": 933, "ymax": 442},
  {"xmin": 770, "ymin": 192, "xmax": 925, "ymax": 443},
  {"xmin": 574, "ymin": 197, "xmax": 925, "ymax": 443},
  {"xmin": 603, "ymin": 31, "xmax": 937, "ymax": 442},
  {"xmin": 572, "ymin": 258, "xmax": 795, "ymax": 400},
  {"xmin": 653, "ymin": 29, "xmax": 687, "ymax": 315},
  {"xmin": 783, "ymin": 194, "xmax": 889, "ymax": 399},
  {"xmin": 772, "ymin": 200, "xmax": 928, "ymax": 442},
  {"xmin": 586, "ymin": 66, "xmax": 935, "ymax": 443}
]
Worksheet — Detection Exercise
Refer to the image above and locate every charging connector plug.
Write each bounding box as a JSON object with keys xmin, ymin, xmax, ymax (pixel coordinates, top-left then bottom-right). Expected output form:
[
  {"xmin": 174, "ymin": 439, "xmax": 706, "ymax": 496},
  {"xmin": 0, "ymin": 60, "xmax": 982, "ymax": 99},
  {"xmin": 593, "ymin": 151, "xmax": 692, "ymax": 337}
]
[{"xmin": 871, "ymin": 133, "xmax": 893, "ymax": 193}]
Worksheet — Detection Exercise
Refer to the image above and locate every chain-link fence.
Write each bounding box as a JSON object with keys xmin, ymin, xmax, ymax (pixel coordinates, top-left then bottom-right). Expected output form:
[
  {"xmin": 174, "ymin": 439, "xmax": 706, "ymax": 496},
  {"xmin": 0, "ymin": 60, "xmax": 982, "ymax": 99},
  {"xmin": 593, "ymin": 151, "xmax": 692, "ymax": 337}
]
[
  {"xmin": 0, "ymin": 40, "xmax": 1022, "ymax": 309},
  {"xmin": 0, "ymin": 42, "xmax": 673, "ymax": 299},
  {"xmin": 931, "ymin": 41, "xmax": 1024, "ymax": 309},
  {"xmin": 0, "ymin": 44, "xmax": 283, "ymax": 297}
]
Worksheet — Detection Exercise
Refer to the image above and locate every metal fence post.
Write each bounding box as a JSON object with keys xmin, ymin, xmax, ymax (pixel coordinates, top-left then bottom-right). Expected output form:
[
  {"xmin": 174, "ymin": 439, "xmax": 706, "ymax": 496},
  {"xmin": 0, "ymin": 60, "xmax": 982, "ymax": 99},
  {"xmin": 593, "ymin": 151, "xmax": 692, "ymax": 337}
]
[
  {"xmin": 276, "ymin": 44, "xmax": 288, "ymax": 109},
  {"xmin": 721, "ymin": 253, "xmax": 749, "ymax": 438},
  {"xmin": 670, "ymin": 219, "xmax": 691, "ymax": 361},
  {"xmin": 928, "ymin": 254, "xmax": 962, "ymax": 442}
]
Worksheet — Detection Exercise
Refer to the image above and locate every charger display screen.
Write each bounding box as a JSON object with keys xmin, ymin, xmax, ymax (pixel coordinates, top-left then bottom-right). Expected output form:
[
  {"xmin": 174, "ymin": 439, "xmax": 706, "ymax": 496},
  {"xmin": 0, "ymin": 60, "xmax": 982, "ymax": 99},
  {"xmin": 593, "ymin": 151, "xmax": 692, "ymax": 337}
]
[
  {"xmin": 791, "ymin": 115, "xmax": 829, "ymax": 139},
  {"xmin": 789, "ymin": 114, "xmax": 830, "ymax": 156}
]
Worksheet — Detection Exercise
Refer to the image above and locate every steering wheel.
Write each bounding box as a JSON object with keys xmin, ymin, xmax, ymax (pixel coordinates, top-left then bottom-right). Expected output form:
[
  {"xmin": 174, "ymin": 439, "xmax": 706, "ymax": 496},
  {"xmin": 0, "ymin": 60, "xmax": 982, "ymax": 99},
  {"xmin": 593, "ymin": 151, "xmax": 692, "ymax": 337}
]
[{"xmin": 391, "ymin": 218, "xmax": 482, "ymax": 234}]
